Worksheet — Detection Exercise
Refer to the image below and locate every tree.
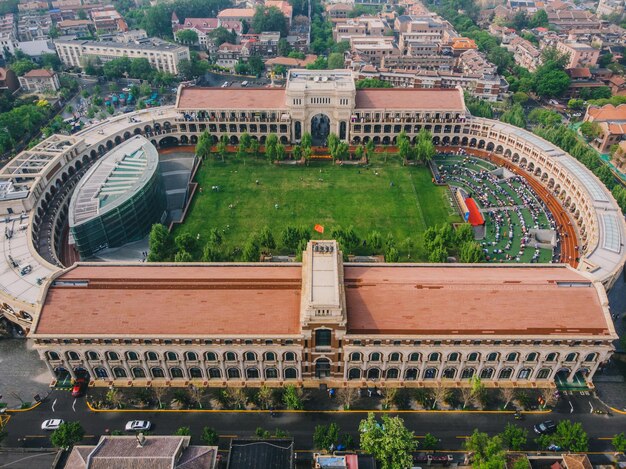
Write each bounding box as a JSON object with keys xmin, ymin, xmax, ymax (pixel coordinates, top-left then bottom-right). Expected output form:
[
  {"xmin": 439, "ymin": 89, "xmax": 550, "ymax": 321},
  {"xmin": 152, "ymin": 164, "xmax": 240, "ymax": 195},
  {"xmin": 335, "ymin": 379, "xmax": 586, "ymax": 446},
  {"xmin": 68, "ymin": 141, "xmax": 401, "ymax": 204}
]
[
  {"xmin": 339, "ymin": 388, "xmax": 357, "ymax": 410},
  {"xmin": 500, "ymin": 103, "xmax": 527, "ymax": 128},
  {"xmin": 283, "ymin": 385, "xmax": 303, "ymax": 410},
  {"xmin": 256, "ymin": 385, "xmax": 274, "ymax": 409},
  {"xmin": 402, "ymin": 237, "xmax": 414, "ymax": 258},
  {"xmin": 385, "ymin": 246, "xmax": 399, "ymax": 262},
  {"xmin": 533, "ymin": 65, "xmax": 571, "ymax": 98},
  {"xmin": 209, "ymin": 27, "xmax": 237, "ymax": 46},
  {"xmin": 175, "ymin": 249, "xmax": 193, "ymax": 262},
  {"xmin": 275, "ymin": 143, "xmax": 286, "ymax": 161},
  {"xmin": 252, "ymin": 6, "xmax": 288, "ymax": 36},
  {"xmin": 176, "ymin": 29, "xmax": 198, "ymax": 44},
  {"xmin": 327, "ymin": 133, "xmax": 339, "ymax": 155},
  {"xmin": 358, "ymin": 413, "xmax": 416, "ymax": 469},
  {"xmin": 580, "ymin": 121, "xmax": 602, "ymax": 141},
  {"xmin": 148, "ymin": 224, "xmax": 173, "ymax": 261},
  {"xmin": 356, "ymin": 78, "xmax": 392, "ymax": 88},
  {"xmin": 175, "ymin": 232, "xmax": 196, "ymax": 252},
  {"xmin": 175, "ymin": 426, "xmax": 192, "ymax": 436},
  {"xmin": 612, "ymin": 433, "xmax": 626, "ymax": 453},
  {"xmin": 421, "ymin": 433, "xmax": 439, "ymax": 450},
  {"xmin": 40, "ymin": 53, "xmax": 62, "ymax": 71},
  {"xmin": 459, "ymin": 241, "xmax": 485, "ymax": 263},
  {"xmin": 278, "ymin": 37, "xmax": 291, "ymax": 56},
  {"xmin": 247, "ymin": 55, "xmax": 265, "ymax": 77},
  {"xmin": 431, "ymin": 383, "xmax": 450, "ymax": 409},
  {"xmin": 259, "ymin": 226, "xmax": 276, "ymax": 251},
  {"xmin": 500, "ymin": 388, "xmax": 515, "ymax": 409},
  {"xmin": 328, "ymin": 52, "xmax": 344, "ymax": 69},
  {"xmin": 202, "ymin": 243, "xmax": 220, "ymax": 262},
  {"xmin": 196, "ymin": 130, "xmax": 213, "ymax": 159},
  {"xmin": 465, "ymin": 430, "xmax": 506, "ymax": 469},
  {"xmin": 51, "ymin": 422, "xmax": 85, "ymax": 449},
  {"xmin": 265, "ymin": 133, "xmax": 278, "ymax": 163},
  {"xmin": 502, "ymin": 423, "xmax": 528, "ymax": 450},
  {"xmin": 537, "ymin": 420, "xmax": 588, "ymax": 452},
  {"xmin": 202, "ymin": 426, "xmax": 219, "ymax": 446},
  {"xmin": 530, "ymin": 9, "xmax": 548, "ymax": 27},
  {"xmin": 77, "ymin": 8, "xmax": 87, "ymax": 19},
  {"xmin": 10, "ymin": 58, "xmax": 37, "ymax": 76},
  {"xmin": 216, "ymin": 138, "xmax": 228, "ymax": 162},
  {"xmin": 242, "ymin": 234, "xmax": 261, "ymax": 261},
  {"xmin": 249, "ymin": 138, "xmax": 260, "ymax": 158},
  {"xmin": 313, "ymin": 423, "xmax": 340, "ymax": 450}
]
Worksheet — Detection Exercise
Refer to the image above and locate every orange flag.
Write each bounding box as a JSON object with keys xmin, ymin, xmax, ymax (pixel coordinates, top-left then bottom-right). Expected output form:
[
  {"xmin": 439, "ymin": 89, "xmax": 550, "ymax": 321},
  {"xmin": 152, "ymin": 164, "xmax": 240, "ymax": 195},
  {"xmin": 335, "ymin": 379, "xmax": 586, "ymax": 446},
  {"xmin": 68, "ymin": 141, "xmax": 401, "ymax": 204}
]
[{"xmin": 314, "ymin": 224, "xmax": 325, "ymax": 234}]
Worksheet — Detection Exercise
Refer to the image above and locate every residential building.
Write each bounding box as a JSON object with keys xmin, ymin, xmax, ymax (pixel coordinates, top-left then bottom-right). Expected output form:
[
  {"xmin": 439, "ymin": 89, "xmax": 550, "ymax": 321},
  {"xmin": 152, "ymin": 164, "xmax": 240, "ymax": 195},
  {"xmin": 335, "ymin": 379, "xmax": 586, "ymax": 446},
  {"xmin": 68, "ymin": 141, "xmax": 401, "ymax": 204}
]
[
  {"xmin": 18, "ymin": 69, "xmax": 60, "ymax": 93},
  {"xmin": 350, "ymin": 36, "xmax": 396, "ymax": 67},
  {"xmin": 0, "ymin": 67, "xmax": 19, "ymax": 92},
  {"xmin": 556, "ymin": 41, "xmax": 600, "ymax": 68},
  {"xmin": 217, "ymin": 8, "xmax": 256, "ymax": 23},
  {"xmin": 380, "ymin": 48, "xmax": 455, "ymax": 71},
  {"xmin": 265, "ymin": 54, "xmax": 317, "ymax": 71},
  {"xmin": 325, "ymin": 3, "xmax": 353, "ymax": 21},
  {"xmin": 17, "ymin": 13, "xmax": 52, "ymax": 41},
  {"xmin": 596, "ymin": 0, "xmax": 625, "ymax": 17},
  {"xmin": 54, "ymin": 38, "xmax": 190, "ymax": 74},
  {"xmin": 18, "ymin": 1, "xmax": 49, "ymax": 12},
  {"xmin": 91, "ymin": 8, "xmax": 128, "ymax": 33},
  {"xmin": 583, "ymin": 104, "xmax": 626, "ymax": 152},
  {"xmin": 215, "ymin": 42, "xmax": 245, "ymax": 70},
  {"xmin": 546, "ymin": 9, "xmax": 602, "ymax": 30},
  {"xmin": 508, "ymin": 36, "xmax": 541, "ymax": 71},
  {"xmin": 450, "ymin": 37, "xmax": 477, "ymax": 56},
  {"xmin": 65, "ymin": 435, "xmax": 218, "ymax": 469},
  {"xmin": 243, "ymin": 31, "xmax": 281, "ymax": 57},
  {"xmin": 457, "ymin": 49, "xmax": 497, "ymax": 75},
  {"xmin": 0, "ymin": 13, "xmax": 18, "ymax": 60},
  {"xmin": 57, "ymin": 19, "xmax": 93, "ymax": 36},
  {"xmin": 228, "ymin": 439, "xmax": 293, "ymax": 469},
  {"xmin": 489, "ymin": 24, "xmax": 517, "ymax": 44}
]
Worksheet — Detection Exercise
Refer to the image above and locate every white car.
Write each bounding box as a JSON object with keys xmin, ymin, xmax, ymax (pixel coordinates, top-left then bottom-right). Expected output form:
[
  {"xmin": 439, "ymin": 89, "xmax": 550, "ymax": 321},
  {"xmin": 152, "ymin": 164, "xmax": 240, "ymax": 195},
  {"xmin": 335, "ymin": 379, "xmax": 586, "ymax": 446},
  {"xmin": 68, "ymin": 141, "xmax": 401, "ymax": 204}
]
[
  {"xmin": 41, "ymin": 419, "xmax": 64, "ymax": 430},
  {"xmin": 125, "ymin": 420, "xmax": 152, "ymax": 431}
]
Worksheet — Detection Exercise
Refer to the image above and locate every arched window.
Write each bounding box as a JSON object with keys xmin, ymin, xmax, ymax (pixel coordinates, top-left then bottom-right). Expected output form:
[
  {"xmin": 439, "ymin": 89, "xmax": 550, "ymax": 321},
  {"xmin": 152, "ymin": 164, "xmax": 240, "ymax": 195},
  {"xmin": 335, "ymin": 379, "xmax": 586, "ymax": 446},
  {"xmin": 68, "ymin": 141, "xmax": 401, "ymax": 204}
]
[
  {"xmin": 499, "ymin": 368, "xmax": 513, "ymax": 380},
  {"xmin": 208, "ymin": 368, "xmax": 222, "ymax": 379},
  {"xmin": 46, "ymin": 351, "xmax": 60, "ymax": 361},
  {"xmin": 467, "ymin": 353, "xmax": 479, "ymax": 362},
  {"xmin": 405, "ymin": 368, "xmax": 418, "ymax": 380},
  {"xmin": 185, "ymin": 351, "xmax": 198, "ymax": 361},
  {"xmin": 545, "ymin": 353, "xmax": 557, "ymax": 362},
  {"xmin": 584, "ymin": 353, "xmax": 597, "ymax": 362},
  {"xmin": 447, "ymin": 352, "xmax": 459, "ymax": 362},
  {"xmin": 409, "ymin": 352, "xmax": 420, "ymax": 362},
  {"xmin": 106, "ymin": 351, "xmax": 119, "ymax": 361},
  {"xmin": 367, "ymin": 368, "xmax": 380, "ymax": 380},
  {"xmin": 86, "ymin": 351, "xmax": 99, "ymax": 360},
  {"xmin": 165, "ymin": 351, "xmax": 178, "ymax": 361},
  {"xmin": 170, "ymin": 367, "xmax": 184, "ymax": 378},
  {"xmin": 428, "ymin": 352, "xmax": 440, "ymax": 362},
  {"xmin": 389, "ymin": 353, "xmax": 401, "ymax": 362},
  {"xmin": 246, "ymin": 368, "xmax": 260, "ymax": 379},
  {"xmin": 132, "ymin": 367, "xmax": 146, "ymax": 378},
  {"xmin": 189, "ymin": 367, "xmax": 203, "ymax": 378},
  {"xmin": 126, "ymin": 351, "xmax": 139, "ymax": 361},
  {"xmin": 205, "ymin": 352, "xmax": 217, "ymax": 361},
  {"xmin": 537, "ymin": 368, "xmax": 551, "ymax": 379},
  {"xmin": 350, "ymin": 352, "xmax": 362, "ymax": 362},
  {"xmin": 113, "ymin": 367, "xmax": 127, "ymax": 378},
  {"xmin": 424, "ymin": 368, "xmax": 437, "ymax": 379},
  {"xmin": 67, "ymin": 351, "xmax": 80, "ymax": 360},
  {"xmin": 151, "ymin": 367, "xmax": 165, "ymax": 378},
  {"xmin": 224, "ymin": 352, "xmax": 237, "ymax": 362},
  {"xmin": 284, "ymin": 352, "xmax": 296, "ymax": 362},
  {"xmin": 480, "ymin": 367, "xmax": 494, "ymax": 379},
  {"xmin": 94, "ymin": 367, "xmax": 108, "ymax": 378},
  {"xmin": 244, "ymin": 352, "xmax": 257, "ymax": 362},
  {"xmin": 284, "ymin": 368, "xmax": 298, "ymax": 379},
  {"xmin": 486, "ymin": 352, "xmax": 498, "ymax": 362},
  {"xmin": 227, "ymin": 368, "xmax": 241, "ymax": 379},
  {"xmin": 565, "ymin": 353, "xmax": 578, "ymax": 362},
  {"xmin": 525, "ymin": 353, "xmax": 538, "ymax": 362},
  {"xmin": 264, "ymin": 352, "xmax": 276, "ymax": 362},
  {"xmin": 461, "ymin": 368, "xmax": 475, "ymax": 379},
  {"xmin": 506, "ymin": 352, "xmax": 518, "ymax": 362},
  {"xmin": 518, "ymin": 368, "xmax": 532, "ymax": 380},
  {"xmin": 386, "ymin": 368, "xmax": 399, "ymax": 379},
  {"xmin": 442, "ymin": 368, "xmax": 456, "ymax": 379},
  {"xmin": 146, "ymin": 351, "xmax": 158, "ymax": 361},
  {"xmin": 348, "ymin": 368, "xmax": 361, "ymax": 380},
  {"xmin": 265, "ymin": 367, "xmax": 278, "ymax": 379},
  {"xmin": 315, "ymin": 329, "xmax": 332, "ymax": 347},
  {"xmin": 370, "ymin": 352, "xmax": 381, "ymax": 362}
]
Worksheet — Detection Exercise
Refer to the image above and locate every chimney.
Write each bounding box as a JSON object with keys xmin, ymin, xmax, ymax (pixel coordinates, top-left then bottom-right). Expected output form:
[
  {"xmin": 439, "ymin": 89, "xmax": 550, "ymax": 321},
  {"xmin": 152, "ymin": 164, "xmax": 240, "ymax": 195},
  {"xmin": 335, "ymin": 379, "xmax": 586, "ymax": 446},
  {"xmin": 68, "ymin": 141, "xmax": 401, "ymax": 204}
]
[{"xmin": 136, "ymin": 433, "xmax": 146, "ymax": 447}]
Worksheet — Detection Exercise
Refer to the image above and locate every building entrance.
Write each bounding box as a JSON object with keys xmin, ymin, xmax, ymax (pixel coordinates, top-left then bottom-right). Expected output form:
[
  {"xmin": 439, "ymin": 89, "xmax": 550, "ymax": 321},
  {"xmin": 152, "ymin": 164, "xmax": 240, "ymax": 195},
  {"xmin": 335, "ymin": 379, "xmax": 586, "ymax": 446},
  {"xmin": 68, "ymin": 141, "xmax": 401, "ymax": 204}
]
[{"xmin": 311, "ymin": 114, "xmax": 330, "ymax": 146}]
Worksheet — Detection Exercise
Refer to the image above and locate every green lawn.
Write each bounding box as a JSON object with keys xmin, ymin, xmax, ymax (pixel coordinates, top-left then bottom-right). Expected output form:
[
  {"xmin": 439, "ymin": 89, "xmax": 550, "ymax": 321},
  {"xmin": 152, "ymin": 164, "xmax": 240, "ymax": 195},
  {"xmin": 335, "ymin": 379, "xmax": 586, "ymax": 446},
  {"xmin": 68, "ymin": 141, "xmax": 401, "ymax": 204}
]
[{"xmin": 173, "ymin": 154, "xmax": 460, "ymax": 261}]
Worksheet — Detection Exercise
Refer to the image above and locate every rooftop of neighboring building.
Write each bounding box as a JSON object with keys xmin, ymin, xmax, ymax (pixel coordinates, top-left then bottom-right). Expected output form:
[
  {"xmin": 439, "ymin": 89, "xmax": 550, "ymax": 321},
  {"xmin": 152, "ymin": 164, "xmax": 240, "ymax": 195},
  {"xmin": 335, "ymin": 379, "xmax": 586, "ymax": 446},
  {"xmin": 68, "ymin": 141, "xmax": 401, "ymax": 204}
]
[
  {"xmin": 586, "ymin": 103, "xmax": 626, "ymax": 121},
  {"xmin": 265, "ymin": 0, "xmax": 293, "ymax": 18},
  {"xmin": 176, "ymin": 17, "xmax": 219, "ymax": 32},
  {"xmin": 265, "ymin": 54, "xmax": 317, "ymax": 67},
  {"xmin": 54, "ymin": 37, "xmax": 187, "ymax": 52},
  {"xmin": 567, "ymin": 67, "xmax": 592, "ymax": 78},
  {"xmin": 22, "ymin": 68, "xmax": 55, "ymax": 78},
  {"xmin": 176, "ymin": 86, "xmax": 287, "ymax": 110},
  {"xmin": 558, "ymin": 40, "xmax": 596, "ymax": 50},
  {"xmin": 344, "ymin": 264, "xmax": 612, "ymax": 336},
  {"xmin": 354, "ymin": 88, "xmax": 465, "ymax": 111},
  {"xmin": 227, "ymin": 439, "xmax": 294, "ymax": 469},
  {"xmin": 217, "ymin": 8, "xmax": 255, "ymax": 18},
  {"xmin": 57, "ymin": 19, "xmax": 92, "ymax": 27},
  {"xmin": 33, "ymin": 263, "xmax": 303, "ymax": 336}
]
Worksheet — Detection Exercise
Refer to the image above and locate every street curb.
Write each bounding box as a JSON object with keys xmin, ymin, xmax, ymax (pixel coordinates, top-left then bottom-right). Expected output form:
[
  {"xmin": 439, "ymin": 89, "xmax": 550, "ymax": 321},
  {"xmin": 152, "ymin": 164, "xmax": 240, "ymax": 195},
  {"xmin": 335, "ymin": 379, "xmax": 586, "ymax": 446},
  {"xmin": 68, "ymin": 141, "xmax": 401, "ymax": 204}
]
[
  {"xmin": 86, "ymin": 401, "xmax": 551, "ymax": 414},
  {"xmin": 608, "ymin": 406, "xmax": 626, "ymax": 415},
  {"xmin": 6, "ymin": 401, "xmax": 42, "ymax": 413}
]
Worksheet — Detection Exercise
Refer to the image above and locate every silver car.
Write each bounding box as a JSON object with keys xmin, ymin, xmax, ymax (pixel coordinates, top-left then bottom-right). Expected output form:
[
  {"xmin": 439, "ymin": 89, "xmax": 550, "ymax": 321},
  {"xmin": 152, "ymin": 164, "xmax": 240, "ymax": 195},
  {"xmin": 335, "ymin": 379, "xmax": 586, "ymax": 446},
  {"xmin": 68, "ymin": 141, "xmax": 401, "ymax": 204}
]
[
  {"xmin": 41, "ymin": 419, "xmax": 64, "ymax": 430},
  {"xmin": 125, "ymin": 420, "xmax": 152, "ymax": 431}
]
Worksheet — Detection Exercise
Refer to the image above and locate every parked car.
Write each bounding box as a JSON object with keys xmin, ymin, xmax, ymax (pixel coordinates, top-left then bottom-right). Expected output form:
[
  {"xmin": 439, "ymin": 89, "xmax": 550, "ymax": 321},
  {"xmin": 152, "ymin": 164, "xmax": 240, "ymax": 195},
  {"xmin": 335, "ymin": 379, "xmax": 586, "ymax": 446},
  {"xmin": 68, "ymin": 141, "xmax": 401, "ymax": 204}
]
[
  {"xmin": 71, "ymin": 378, "xmax": 88, "ymax": 397},
  {"xmin": 534, "ymin": 420, "xmax": 557, "ymax": 435},
  {"xmin": 41, "ymin": 419, "xmax": 64, "ymax": 430},
  {"xmin": 125, "ymin": 420, "xmax": 152, "ymax": 432}
]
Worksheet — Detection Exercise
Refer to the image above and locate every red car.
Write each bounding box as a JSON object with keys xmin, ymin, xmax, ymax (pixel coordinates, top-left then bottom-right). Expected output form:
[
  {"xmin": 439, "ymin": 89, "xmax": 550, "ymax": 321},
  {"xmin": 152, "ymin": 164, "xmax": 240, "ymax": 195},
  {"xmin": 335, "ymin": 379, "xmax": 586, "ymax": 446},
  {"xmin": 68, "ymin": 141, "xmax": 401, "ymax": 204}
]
[{"xmin": 71, "ymin": 378, "xmax": 88, "ymax": 397}]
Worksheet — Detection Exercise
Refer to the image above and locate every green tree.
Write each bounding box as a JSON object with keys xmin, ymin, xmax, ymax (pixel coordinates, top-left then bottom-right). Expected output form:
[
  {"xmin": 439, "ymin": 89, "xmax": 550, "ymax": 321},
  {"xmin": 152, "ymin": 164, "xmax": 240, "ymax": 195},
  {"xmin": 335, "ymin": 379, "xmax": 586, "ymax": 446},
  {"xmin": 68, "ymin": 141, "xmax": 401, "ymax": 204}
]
[
  {"xmin": 278, "ymin": 37, "xmax": 291, "ymax": 56},
  {"xmin": 202, "ymin": 243, "xmax": 220, "ymax": 262},
  {"xmin": 281, "ymin": 226, "xmax": 300, "ymax": 250},
  {"xmin": 356, "ymin": 78, "xmax": 392, "ymax": 88},
  {"xmin": 148, "ymin": 224, "xmax": 173, "ymax": 261},
  {"xmin": 530, "ymin": 9, "xmax": 548, "ymax": 27},
  {"xmin": 175, "ymin": 232, "xmax": 196, "ymax": 252},
  {"xmin": 252, "ymin": 6, "xmax": 288, "ymax": 36},
  {"xmin": 536, "ymin": 420, "xmax": 588, "ymax": 452},
  {"xmin": 512, "ymin": 92, "xmax": 529, "ymax": 105},
  {"xmin": 175, "ymin": 249, "xmax": 193, "ymax": 262},
  {"xmin": 77, "ymin": 8, "xmax": 87, "ymax": 19},
  {"xmin": 567, "ymin": 99, "xmax": 584, "ymax": 110},
  {"xmin": 459, "ymin": 241, "xmax": 485, "ymax": 263},
  {"xmin": 612, "ymin": 433, "xmax": 626, "ymax": 453},
  {"xmin": 216, "ymin": 138, "xmax": 228, "ymax": 162},
  {"xmin": 502, "ymin": 423, "xmax": 528, "ymax": 450},
  {"xmin": 247, "ymin": 55, "xmax": 265, "ymax": 76},
  {"xmin": 196, "ymin": 130, "xmax": 213, "ymax": 159},
  {"xmin": 500, "ymin": 103, "xmax": 527, "ymax": 128},
  {"xmin": 240, "ymin": 132, "xmax": 251, "ymax": 150},
  {"xmin": 202, "ymin": 426, "xmax": 219, "ymax": 445},
  {"xmin": 130, "ymin": 58, "xmax": 154, "ymax": 80},
  {"xmin": 415, "ymin": 129, "xmax": 435, "ymax": 164},
  {"xmin": 328, "ymin": 52, "xmax": 344, "ymax": 69},
  {"xmin": 175, "ymin": 426, "xmax": 192, "ymax": 436},
  {"xmin": 10, "ymin": 58, "xmax": 37, "ymax": 76},
  {"xmin": 301, "ymin": 132, "xmax": 312, "ymax": 149},
  {"xmin": 367, "ymin": 231, "xmax": 383, "ymax": 250},
  {"xmin": 265, "ymin": 133, "xmax": 278, "ymax": 163},
  {"xmin": 40, "ymin": 53, "xmax": 62, "ymax": 71},
  {"xmin": 50, "ymin": 422, "xmax": 85, "ymax": 449},
  {"xmin": 283, "ymin": 385, "xmax": 303, "ymax": 410},
  {"xmin": 275, "ymin": 142, "xmax": 286, "ymax": 161},
  {"xmin": 313, "ymin": 423, "xmax": 340, "ymax": 450},
  {"xmin": 242, "ymin": 234, "xmax": 261, "ymax": 261},
  {"xmin": 358, "ymin": 413, "xmax": 416, "ymax": 469},
  {"xmin": 176, "ymin": 29, "xmax": 198, "ymax": 44},
  {"xmin": 580, "ymin": 121, "xmax": 602, "ymax": 141},
  {"xmin": 533, "ymin": 65, "xmax": 571, "ymax": 98},
  {"xmin": 465, "ymin": 430, "xmax": 506, "ymax": 469},
  {"xmin": 421, "ymin": 433, "xmax": 439, "ymax": 450},
  {"xmin": 365, "ymin": 139, "xmax": 375, "ymax": 160},
  {"xmin": 259, "ymin": 226, "xmax": 276, "ymax": 251},
  {"xmin": 428, "ymin": 245, "xmax": 448, "ymax": 263},
  {"xmin": 385, "ymin": 246, "xmax": 399, "ymax": 262},
  {"xmin": 249, "ymin": 138, "xmax": 260, "ymax": 158},
  {"xmin": 209, "ymin": 27, "xmax": 237, "ymax": 46}
]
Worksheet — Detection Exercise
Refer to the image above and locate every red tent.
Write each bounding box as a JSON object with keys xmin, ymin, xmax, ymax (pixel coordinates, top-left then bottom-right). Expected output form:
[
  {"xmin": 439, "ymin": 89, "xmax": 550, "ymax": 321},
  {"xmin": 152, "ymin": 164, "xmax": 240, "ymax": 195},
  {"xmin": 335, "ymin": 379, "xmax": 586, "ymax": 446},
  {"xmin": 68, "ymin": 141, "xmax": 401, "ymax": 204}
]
[{"xmin": 465, "ymin": 198, "xmax": 484, "ymax": 226}]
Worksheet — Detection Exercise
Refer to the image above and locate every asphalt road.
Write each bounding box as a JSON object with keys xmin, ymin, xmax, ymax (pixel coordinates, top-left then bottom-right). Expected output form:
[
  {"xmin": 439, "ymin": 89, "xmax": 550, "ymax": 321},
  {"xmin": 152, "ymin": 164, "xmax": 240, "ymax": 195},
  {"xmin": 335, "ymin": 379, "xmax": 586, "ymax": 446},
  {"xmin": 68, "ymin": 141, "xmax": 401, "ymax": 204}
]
[{"xmin": 3, "ymin": 390, "xmax": 624, "ymax": 456}]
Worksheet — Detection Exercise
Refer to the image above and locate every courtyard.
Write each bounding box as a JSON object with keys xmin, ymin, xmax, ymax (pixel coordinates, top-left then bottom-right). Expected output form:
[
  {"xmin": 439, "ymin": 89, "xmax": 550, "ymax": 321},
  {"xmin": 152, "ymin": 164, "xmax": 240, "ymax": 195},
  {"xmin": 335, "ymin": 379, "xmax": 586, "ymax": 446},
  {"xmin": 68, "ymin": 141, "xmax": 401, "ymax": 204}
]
[{"xmin": 172, "ymin": 153, "xmax": 460, "ymax": 261}]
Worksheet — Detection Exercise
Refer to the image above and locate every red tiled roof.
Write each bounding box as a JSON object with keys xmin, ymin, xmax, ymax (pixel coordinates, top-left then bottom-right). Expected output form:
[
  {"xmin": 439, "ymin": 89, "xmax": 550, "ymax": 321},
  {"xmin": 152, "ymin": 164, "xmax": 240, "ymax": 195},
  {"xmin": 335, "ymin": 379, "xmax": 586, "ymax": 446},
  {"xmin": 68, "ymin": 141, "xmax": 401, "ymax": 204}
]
[
  {"xmin": 355, "ymin": 88, "xmax": 465, "ymax": 111},
  {"xmin": 23, "ymin": 69, "xmax": 54, "ymax": 78},
  {"xmin": 587, "ymin": 104, "xmax": 626, "ymax": 121},
  {"xmin": 177, "ymin": 87, "xmax": 287, "ymax": 110}
]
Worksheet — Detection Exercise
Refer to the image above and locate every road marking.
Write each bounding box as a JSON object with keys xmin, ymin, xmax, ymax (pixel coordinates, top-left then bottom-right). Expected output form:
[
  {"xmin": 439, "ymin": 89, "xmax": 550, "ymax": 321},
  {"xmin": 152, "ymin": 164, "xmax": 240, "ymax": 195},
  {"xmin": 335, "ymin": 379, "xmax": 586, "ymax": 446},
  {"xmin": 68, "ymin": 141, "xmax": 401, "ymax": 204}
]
[
  {"xmin": 73, "ymin": 399, "xmax": 77, "ymax": 412},
  {"xmin": 25, "ymin": 435, "xmax": 48, "ymax": 438},
  {"xmin": 219, "ymin": 434, "xmax": 238, "ymax": 438},
  {"xmin": 52, "ymin": 399, "xmax": 57, "ymax": 412},
  {"xmin": 598, "ymin": 437, "xmax": 614, "ymax": 440},
  {"xmin": 456, "ymin": 436, "xmax": 470, "ymax": 439}
]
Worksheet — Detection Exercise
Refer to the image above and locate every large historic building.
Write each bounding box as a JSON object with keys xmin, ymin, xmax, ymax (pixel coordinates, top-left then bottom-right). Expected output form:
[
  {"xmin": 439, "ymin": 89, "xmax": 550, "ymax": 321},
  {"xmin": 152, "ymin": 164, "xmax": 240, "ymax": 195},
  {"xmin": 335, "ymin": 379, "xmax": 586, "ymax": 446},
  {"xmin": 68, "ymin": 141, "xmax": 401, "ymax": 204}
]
[
  {"xmin": 30, "ymin": 240, "xmax": 617, "ymax": 388},
  {"xmin": 0, "ymin": 71, "xmax": 624, "ymax": 391}
]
